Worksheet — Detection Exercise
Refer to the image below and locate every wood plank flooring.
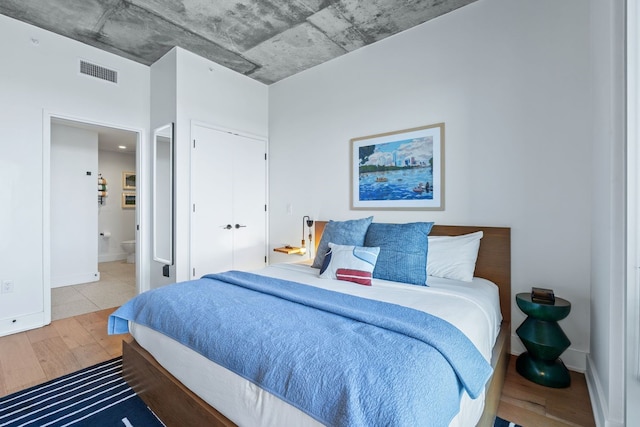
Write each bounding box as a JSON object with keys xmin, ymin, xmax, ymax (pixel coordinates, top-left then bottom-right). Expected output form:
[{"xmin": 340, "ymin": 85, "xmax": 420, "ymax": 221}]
[
  {"xmin": 0, "ymin": 308, "xmax": 131, "ymax": 397},
  {"xmin": 497, "ymin": 356, "xmax": 596, "ymax": 426},
  {"xmin": 0, "ymin": 310, "xmax": 596, "ymax": 426}
]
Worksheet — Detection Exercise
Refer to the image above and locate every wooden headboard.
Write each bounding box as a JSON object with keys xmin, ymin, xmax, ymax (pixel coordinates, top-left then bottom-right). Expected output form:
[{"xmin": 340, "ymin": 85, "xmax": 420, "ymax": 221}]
[{"xmin": 314, "ymin": 222, "xmax": 511, "ymax": 322}]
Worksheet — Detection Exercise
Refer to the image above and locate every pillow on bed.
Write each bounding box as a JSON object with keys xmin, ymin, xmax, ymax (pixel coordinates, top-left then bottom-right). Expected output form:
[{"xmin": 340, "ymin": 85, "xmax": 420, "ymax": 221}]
[
  {"xmin": 319, "ymin": 243, "xmax": 380, "ymax": 286},
  {"xmin": 364, "ymin": 222, "xmax": 434, "ymax": 286},
  {"xmin": 427, "ymin": 231, "xmax": 483, "ymax": 282},
  {"xmin": 311, "ymin": 217, "xmax": 374, "ymax": 269}
]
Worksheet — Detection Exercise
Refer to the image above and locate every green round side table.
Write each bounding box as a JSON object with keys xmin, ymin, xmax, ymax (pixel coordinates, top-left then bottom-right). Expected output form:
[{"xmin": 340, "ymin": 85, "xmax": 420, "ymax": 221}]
[{"xmin": 515, "ymin": 292, "xmax": 571, "ymax": 388}]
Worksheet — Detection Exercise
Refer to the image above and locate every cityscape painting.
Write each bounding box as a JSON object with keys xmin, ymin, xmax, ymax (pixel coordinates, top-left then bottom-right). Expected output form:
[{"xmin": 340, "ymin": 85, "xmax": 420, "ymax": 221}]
[{"xmin": 351, "ymin": 123, "xmax": 444, "ymax": 210}]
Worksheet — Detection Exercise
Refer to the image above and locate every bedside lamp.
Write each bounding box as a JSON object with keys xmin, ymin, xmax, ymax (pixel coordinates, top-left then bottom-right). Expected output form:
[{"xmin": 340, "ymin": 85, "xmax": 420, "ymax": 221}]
[{"xmin": 301, "ymin": 216, "xmax": 314, "ymax": 255}]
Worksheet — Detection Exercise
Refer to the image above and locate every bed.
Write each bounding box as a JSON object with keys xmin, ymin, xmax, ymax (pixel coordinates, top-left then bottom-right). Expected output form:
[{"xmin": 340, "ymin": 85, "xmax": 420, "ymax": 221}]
[{"xmin": 110, "ymin": 221, "xmax": 511, "ymax": 427}]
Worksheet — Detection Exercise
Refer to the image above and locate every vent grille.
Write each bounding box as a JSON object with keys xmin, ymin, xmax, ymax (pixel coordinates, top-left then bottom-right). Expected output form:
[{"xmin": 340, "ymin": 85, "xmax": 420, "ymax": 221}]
[{"xmin": 79, "ymin": 60, "xmax": 118, "ymax": 84}]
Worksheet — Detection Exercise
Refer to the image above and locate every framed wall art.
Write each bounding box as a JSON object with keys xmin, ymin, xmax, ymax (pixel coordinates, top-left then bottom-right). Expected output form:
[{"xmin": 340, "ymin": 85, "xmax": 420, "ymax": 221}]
[
  {"xmin": 122, "ymin": 171, "xmax": 136, "ymax": 190},
  {"xmin": 351, "ymin": 123, "xmax": 444, "ymax": 210},
  {"xmin": 122, "ymin": 192, "xmax": 136, "ymax": 209}
]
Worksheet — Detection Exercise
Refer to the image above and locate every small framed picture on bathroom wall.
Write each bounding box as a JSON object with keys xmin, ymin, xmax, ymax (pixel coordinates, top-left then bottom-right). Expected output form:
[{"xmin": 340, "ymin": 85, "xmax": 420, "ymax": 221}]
[
  {"xmin": 122, "ymin": 171, "xmax": 136, "ymax": 190},
  {"xmin": 122, "ymin": 192, "xmax": 136, "ymax": 209}
]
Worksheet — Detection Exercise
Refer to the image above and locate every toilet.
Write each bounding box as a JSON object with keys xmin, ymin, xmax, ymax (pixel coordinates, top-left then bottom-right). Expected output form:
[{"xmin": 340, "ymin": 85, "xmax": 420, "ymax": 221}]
[{"xmin": 121, "ymin": 240, "xmax": 136, "ymax": 264}]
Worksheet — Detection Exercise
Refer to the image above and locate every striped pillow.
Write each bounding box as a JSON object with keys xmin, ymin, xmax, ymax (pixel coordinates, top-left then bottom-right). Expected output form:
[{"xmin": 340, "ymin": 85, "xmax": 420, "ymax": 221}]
[{"xmin": 319, "ymin": 243, "xmax": 380, "ymax": 286}]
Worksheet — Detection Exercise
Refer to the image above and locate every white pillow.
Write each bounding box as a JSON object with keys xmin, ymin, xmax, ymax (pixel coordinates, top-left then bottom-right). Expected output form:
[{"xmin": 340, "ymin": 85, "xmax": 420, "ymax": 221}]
[
  {"xmin": 319, "ymin": 243, "xmax": 380, "ymax": 286},
  {"xmin": 426, "ymin": 231, "xmax": 483, "ymax": 282}
]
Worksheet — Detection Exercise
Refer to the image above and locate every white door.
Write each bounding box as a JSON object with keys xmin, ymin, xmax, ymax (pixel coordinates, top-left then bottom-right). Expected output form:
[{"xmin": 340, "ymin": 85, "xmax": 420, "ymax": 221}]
[
  {"xmin": 50, "ymin": 123, "xmax": 99, "ymax": 287},
  {"xmin": 191, "ymin": 125, "xmax": 266, "ymax": 278},
  {"xmin": 231, "ymin": 135, "xmax": 268, "ymax": 272}
]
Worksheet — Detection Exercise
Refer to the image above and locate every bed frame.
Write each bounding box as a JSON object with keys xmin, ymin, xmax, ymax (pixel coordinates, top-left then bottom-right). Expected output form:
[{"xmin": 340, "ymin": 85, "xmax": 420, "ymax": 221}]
[{"xmin": 123, "ymin": 223, "xmax": 511, "ymax": 427}]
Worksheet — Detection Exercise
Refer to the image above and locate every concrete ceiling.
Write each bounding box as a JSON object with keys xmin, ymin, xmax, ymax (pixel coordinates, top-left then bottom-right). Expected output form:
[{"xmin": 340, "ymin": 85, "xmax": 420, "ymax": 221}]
[{"xmin": 1, "ymin": 0, "xmax": 477, "ymax": 85}]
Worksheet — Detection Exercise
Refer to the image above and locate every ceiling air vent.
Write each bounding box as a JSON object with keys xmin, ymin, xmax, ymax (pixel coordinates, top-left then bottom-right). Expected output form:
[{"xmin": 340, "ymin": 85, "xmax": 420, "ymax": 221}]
[{"xmin": 79, "ymin": 60, "xmax": 118, "ymax": 84}]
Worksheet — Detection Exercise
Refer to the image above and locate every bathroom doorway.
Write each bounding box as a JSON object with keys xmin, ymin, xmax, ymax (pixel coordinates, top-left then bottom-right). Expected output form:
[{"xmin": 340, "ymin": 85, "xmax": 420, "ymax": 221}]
[{"xmin": 49, "ymin": 117, "xmax": 140, "ymax": 320}]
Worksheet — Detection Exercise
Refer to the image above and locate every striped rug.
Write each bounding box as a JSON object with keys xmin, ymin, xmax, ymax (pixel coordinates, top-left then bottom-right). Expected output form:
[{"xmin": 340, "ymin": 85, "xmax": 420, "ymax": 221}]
[
  {"xmin": 0, "ymin": 357, "xmax": 163, "ymax": 427},
  {"xmin": 494, "ymin": 416, "xmax": 523, "ymax": 427},
  {"xmin": 1, "ymin": 357, "xmax": 521, "ymax": 427}
]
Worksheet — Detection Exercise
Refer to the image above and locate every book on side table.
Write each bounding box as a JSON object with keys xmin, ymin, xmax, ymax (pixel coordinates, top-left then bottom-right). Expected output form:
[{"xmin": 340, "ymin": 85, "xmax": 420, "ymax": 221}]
[{"xmin": 531, "ymin": 287, "xmax": 555, "ymax": 304}]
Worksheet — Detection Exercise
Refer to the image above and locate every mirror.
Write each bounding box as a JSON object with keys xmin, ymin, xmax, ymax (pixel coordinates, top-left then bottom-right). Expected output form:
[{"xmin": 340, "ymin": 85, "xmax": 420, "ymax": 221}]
[{"xmin": 153, "ymin": 123, "xmax": 174, "ymax": 265}]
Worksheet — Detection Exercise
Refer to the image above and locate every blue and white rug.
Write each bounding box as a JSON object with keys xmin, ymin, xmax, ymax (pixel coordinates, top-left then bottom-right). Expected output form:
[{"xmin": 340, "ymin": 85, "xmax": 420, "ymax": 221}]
[
  {"xmin": 0, "ymin": 356, "xmax": 522, "ymax": 427},
  {"xmin": 0, "ymin": 357, "xmax": 163, "ymax": 427},
  {"xmin": 495, "ymin": 416, "xmax": 523, "ymax": 427}
]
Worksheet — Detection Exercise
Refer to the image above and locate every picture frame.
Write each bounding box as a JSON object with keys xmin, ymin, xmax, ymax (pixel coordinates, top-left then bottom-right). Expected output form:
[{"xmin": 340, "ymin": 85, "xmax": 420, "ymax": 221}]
[
  {"xmin": 351, "ymin": 123, "xmax": 444, "ymax": 210},
  {"xmin": 121, "ymin": 192, "xmax": 136, "ymax": 209},
  {"xmin": 122, "ymin": 171, "xmax": 136, "ymax": 190}
]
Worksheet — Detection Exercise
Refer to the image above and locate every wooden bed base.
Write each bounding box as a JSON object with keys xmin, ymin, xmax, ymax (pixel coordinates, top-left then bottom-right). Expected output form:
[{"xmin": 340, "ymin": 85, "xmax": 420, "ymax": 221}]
[
  {"xmin": 123, "ymin": 324, "xmax": 509, "ymax": 427},
  {"xmin": 123, "ymin": 223, "xmax": 511, "ymax": 427},
  {"xmin": 122, "ymin": 339, "xmax": 235, "ymax": 427}
]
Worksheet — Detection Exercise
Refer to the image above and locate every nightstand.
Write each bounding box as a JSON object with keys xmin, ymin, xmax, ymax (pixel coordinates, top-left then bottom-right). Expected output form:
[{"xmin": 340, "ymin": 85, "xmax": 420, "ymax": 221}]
[
  {"xmin": 273, "ymin": 246, "xmax": 304, "ymax": 255},
  {"xmin": 515, "ymin": 292, "xmax": 571, "ymax": 388}
]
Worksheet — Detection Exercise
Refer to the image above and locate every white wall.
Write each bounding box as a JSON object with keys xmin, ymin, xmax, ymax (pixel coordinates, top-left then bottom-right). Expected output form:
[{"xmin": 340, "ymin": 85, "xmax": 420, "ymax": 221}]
[
  {"xmin": 269, "ymin": 0, "xmax": 592, "ymax": 369},
  {"xmin": 173, "ymin": 48, "xmax": 269, "ymax": 282},
  {"xmin": 51, "ymin": 124, "xmax": 99, "ymax": 287},
  {"xmin": 150, "ymin": 49, "xmax": 177, "ymax": 287},
  {"xmin": 587, "ymin": 0, "xmax": 626, "ymax": 425},
  {"xmin": 627, "ymin": 3, "xmax": 640, "ymax": 425},
  {"xmin": 148, "ymin": 48, "xmax": 268, "ymax": 286},
  {"xmin": 98, "ymin": 149, "xmax": 137, "ymax": 263},
  {"xmin": 0, "ymin": 14, "xmax": 149, "ymax": 336}
]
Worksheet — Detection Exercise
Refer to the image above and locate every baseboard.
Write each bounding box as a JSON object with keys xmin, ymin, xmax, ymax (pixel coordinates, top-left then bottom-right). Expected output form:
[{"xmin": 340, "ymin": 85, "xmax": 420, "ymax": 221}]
[
  {"xmin": 51, "ymin": 272, "xmax": 100, "ymax": 288},
  {"xmin": 586, "ymin": 355, "xmax": 625, "ymax": 427},
  {"xmin": 511, "ymin": 334, "xmax": 587, "ymax": 372},
  {"xmin": 0, "ymin": 311, "xmax": 47, "ymax": 337},
  {"xmin": 99, "ymin": 252, "xmax": 127, "ymax": 263}
]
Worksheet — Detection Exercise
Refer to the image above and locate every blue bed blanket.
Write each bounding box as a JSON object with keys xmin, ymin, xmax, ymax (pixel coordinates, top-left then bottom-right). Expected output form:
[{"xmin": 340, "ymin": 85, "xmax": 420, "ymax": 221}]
[{"xmin": 108, "ymin": 270, "xmax": 492, "ymax": 427}]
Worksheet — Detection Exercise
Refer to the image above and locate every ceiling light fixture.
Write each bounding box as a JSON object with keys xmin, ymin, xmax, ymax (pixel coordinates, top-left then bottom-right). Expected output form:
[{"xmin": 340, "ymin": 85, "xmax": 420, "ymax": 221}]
[{"xmin": 118, "ymin": 145, "xmax": 127, "ymax": 149}]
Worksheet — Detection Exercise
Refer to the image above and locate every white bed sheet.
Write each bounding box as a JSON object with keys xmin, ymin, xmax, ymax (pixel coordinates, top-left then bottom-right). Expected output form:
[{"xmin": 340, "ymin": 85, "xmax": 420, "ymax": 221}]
[{"xmin": 130, "ymin": 263, "xmax": 502, "ymax": 427}]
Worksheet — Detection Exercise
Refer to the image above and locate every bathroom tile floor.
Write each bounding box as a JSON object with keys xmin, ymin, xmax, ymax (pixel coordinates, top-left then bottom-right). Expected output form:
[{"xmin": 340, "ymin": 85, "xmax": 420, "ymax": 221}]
[{"xmin": 51, "ymin": 260, "xmax": 136, "ymax": 321}]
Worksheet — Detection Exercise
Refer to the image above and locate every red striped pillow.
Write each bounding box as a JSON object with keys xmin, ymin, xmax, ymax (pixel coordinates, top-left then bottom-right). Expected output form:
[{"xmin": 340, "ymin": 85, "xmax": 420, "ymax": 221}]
[
  {"xmin": 319, "ymin": 243, "xmax": 380, "ymax": 286},
  {"xmin": 336, "ymin": 268, "xmax": 373, "ymax": 286}
]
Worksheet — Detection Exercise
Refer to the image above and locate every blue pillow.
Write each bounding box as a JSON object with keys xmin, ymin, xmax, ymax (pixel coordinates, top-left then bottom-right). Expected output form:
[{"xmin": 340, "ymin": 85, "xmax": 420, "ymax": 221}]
[
  {"xmin": 311, "ymin": 217, "xmax": 374, "ymax": 268},
  {"xmin": 364, "ymin": 222, "xmax": 434, "ymax": 286}
]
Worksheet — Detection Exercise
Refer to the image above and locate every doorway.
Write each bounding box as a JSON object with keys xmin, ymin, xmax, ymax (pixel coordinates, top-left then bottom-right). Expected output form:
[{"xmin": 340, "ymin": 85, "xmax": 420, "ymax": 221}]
[{"xmin": 49, "ymin": 117, "xmax": 140, "ymax": 320}]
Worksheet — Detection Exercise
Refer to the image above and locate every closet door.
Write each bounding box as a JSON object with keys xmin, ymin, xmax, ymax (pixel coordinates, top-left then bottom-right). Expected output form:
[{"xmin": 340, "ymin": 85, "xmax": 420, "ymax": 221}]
[
  {"xmin": 231, "ymin": 136, "xmax": 267, "ymax": 272},
  {"xmin": 191, "ymin": 125, "xmax": 266, "ymax": 278}
]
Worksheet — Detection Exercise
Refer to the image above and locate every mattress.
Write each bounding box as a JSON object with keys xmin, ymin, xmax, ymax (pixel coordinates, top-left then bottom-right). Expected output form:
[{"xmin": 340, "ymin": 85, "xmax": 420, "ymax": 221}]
[{"xmin": 129, "ymin": 263, "xmax": 502, "ymax": 427}]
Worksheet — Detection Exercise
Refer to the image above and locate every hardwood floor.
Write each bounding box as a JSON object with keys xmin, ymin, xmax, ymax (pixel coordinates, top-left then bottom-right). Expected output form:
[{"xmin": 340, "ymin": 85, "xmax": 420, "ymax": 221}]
[
  {"xmin": 0, "ymin": 310, "xmax": 596, "ymax": 427},
  {"xmin": 498, "ymin": 356, "xmax": 596, "ymax": 427},
  {"xmin": 0, "ymin": 308, "xmax": 131, "ymax": 398}
]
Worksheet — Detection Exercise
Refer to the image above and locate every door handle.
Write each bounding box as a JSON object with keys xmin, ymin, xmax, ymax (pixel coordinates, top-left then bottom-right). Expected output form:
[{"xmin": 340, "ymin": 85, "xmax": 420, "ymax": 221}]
[
  {"xmin": 222, "ymin": 224, "xmax": 232, "ymax": 230},
  {"xmin": 235, "ymin": 224, "xmax": 247, "ymax": 229}
]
